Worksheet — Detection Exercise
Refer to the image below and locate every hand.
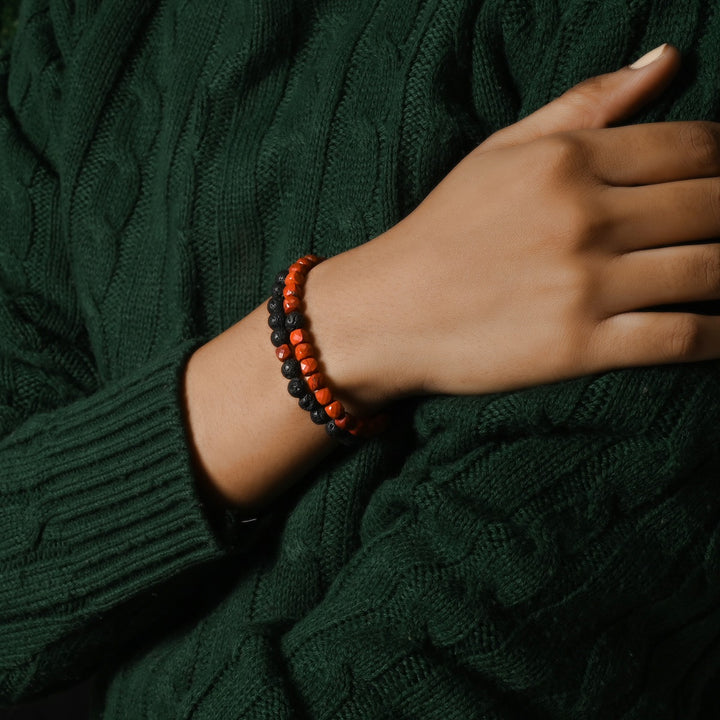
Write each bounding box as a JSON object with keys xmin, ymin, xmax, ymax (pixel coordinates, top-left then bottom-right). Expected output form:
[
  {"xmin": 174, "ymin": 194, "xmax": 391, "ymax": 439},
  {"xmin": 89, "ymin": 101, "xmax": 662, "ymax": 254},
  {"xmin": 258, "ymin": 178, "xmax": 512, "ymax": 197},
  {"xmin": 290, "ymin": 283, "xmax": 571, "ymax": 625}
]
[
  {"xmin": 307, "ymin": 43, "xmax": 720, "ymax": 403},
  {"xmin": 185, "ymin": 43, "xmax": 716, "ymax": 509}
]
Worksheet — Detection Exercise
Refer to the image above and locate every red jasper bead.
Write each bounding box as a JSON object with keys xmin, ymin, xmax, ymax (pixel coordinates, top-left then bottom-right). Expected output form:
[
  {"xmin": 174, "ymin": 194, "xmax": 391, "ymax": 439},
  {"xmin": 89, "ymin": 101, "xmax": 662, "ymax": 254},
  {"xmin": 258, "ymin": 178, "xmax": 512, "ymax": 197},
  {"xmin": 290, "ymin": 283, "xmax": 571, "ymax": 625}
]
[
  {"xmin": 275, "ymin": 344, "xmax": 292, "ymax": 361},
  {"xmin": 288, "ymin": 262, "xmax": 305, "ymax": 276},
  {"xmin": 283, "ymin": 282, "xmax": 299, "ymax": 297},
  {"xmin": 300, "ymin": 357, "xmax": 319, "ymax": 375},
  {"xmin": 325, "ymin": 401, "xmax": 345, "ymax": 420},
  {"xmin": 283, "ymin": 296, "xmax": 301, "ymax": 313},
  {"xmin": 286, "ymin": 271, "xmax": 304, "ymax": 286},
  {"xmin": 296, "ymin": 343, "xmax": 315, "ymax": 360},
  {"xmin": 290, "ymin": 329, "xmax": 308, "ymax": 346},
  {"xmin": 306, "ymin": 373, "xmax": 326, "ymax": 392},
  {"xmin": 315, "ymin": 387, "xmax": 333, "ymax": 406},
  {"xmin": 296, "ymin": 255, "xmax": 320, "ymax": 269}
]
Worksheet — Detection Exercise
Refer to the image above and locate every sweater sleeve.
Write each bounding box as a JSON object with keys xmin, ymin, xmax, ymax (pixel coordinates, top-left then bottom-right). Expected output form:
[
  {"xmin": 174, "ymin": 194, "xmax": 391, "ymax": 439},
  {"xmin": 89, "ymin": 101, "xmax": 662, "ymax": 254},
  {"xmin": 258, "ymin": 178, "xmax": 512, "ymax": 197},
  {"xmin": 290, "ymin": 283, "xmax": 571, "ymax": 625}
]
[{"xmin": 0, "ymin": 38, "xmax": 239, "ymax": 706}]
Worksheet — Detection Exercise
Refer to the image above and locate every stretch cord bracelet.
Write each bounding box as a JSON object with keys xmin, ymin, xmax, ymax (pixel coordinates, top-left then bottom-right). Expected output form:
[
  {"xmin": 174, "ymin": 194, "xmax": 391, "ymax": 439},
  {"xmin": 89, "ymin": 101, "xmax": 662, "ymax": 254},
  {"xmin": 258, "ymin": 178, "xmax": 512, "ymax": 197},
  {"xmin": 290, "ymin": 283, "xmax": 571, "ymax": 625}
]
[{"xmin": 267, "ymin": 254, "xmax": 387, "ymax": 445}]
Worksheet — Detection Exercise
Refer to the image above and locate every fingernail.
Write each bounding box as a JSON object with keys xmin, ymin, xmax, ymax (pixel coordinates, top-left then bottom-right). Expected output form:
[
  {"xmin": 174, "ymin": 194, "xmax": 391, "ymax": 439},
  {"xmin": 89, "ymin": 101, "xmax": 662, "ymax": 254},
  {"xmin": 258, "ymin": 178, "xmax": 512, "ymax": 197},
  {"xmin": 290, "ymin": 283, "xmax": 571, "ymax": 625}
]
[{"xmin": 629, "ymin": 43, "xmax": 667, "ymax": 69}]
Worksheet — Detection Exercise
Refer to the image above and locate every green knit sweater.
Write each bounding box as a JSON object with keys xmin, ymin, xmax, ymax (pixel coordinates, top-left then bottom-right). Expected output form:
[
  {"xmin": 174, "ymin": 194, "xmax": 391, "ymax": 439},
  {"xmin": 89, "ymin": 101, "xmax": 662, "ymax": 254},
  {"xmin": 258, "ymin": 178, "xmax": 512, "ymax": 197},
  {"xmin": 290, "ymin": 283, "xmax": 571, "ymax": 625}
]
[{"xmin": 1, "ymin": 0, "xmax": 720, "ymax": 717}]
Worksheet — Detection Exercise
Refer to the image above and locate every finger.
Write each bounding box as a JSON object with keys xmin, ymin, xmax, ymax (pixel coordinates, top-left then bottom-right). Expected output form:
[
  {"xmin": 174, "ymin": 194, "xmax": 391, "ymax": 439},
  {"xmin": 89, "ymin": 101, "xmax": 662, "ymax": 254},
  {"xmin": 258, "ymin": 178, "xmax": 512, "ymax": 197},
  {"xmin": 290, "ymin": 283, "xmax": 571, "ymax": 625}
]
[
  {"xmin": 601, "ymin": 176, "xmax": 720, "ymax": 252},
  {"xmin": 478, "ymin": 43, "xmax": 680, "ymax": 153},
  {"xmin": 587, "ymin": 311, "xmax": 720, "ymax": 370},
  {"xmin": 582, "ymin": 121, "xmax": 720, "ymax": 187},
  {"xmin": 600, "ymin": 244, "xmax": 720, "ymax": 315}
]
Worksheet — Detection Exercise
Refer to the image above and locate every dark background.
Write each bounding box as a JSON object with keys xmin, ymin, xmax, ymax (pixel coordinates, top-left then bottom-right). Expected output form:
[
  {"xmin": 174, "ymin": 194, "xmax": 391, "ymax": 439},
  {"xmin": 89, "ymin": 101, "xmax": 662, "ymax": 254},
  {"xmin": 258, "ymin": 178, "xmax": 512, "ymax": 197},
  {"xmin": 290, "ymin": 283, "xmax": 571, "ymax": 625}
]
[{"xmin": 1, "ymin": 1, "xmax": 91, "ymax": 717}]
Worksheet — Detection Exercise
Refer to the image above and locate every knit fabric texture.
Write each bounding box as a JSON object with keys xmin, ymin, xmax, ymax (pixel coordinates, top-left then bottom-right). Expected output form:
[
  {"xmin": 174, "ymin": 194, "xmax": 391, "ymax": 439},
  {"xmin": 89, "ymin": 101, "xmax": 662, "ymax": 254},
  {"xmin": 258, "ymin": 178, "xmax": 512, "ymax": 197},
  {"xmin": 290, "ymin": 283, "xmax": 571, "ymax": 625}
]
[{"xmin": 1, "ymin": 0, "xmax": 720, "ymax": 717}]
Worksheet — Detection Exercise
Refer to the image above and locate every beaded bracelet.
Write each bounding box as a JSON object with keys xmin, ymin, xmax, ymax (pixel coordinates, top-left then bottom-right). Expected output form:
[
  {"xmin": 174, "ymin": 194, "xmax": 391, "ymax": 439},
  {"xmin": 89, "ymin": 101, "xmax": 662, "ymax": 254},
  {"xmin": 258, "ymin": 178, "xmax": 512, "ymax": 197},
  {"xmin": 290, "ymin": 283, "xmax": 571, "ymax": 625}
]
[{"xmin": 267, "ymin": 254, "xmax": 386, "ymax": 445}]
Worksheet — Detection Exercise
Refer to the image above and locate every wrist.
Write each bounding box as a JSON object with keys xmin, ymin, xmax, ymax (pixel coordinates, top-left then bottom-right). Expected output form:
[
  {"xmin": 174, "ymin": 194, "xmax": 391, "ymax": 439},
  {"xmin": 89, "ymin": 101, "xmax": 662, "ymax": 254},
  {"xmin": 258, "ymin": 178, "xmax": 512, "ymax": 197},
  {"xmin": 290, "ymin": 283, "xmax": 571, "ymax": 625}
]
[{"xmin": 301, "ymin": 232, "xmax": 419, "ymax": 412}]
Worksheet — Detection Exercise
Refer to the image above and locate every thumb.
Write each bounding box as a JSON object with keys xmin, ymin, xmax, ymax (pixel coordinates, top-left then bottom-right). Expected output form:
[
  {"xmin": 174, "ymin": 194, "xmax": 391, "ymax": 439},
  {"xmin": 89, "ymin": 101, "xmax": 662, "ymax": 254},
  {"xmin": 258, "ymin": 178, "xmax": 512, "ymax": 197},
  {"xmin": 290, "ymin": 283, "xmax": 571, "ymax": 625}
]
[{"xmin": 479, "ymin": 43, "xmax": 680, "ymax": 153}]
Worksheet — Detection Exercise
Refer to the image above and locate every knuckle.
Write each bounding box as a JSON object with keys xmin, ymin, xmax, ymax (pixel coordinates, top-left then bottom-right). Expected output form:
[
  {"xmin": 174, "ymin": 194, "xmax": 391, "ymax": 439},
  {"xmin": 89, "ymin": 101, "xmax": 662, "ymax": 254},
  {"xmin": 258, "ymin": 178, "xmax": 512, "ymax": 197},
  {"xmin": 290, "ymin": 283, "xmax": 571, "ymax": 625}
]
[
  {"xmin": 667, "ymin": 316, "xmax": 702, "ymax": 360},
  {"xmin": 682, "ymin": 122, "xmax": 720, "ymax": 172},
  {"xmin": 555, "ymin": 194, "xmax": 605, "ymax": 249},
  {"xmin": 536, "ymin": 132, "xmax": 589, "ymax": 179}
]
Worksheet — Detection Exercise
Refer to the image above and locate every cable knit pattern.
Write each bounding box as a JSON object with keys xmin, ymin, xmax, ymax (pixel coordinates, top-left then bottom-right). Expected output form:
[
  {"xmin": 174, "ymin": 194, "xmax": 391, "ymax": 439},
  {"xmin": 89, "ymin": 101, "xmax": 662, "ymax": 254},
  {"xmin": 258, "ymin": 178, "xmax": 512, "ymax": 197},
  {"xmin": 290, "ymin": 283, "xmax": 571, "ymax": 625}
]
[{"xmin": 1, "ymin": 0, "xmax": 720, "ymax": 717}]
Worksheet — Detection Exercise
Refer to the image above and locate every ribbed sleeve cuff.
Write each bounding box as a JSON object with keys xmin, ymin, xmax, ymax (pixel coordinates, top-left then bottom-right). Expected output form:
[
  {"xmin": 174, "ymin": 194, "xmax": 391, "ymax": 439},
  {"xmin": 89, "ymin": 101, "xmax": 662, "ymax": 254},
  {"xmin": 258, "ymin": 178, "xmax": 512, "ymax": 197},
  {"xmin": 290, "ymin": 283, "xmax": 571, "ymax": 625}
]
[{"xmin": 0, "ymin": 339, "xmax": 242, "ymax": 661}]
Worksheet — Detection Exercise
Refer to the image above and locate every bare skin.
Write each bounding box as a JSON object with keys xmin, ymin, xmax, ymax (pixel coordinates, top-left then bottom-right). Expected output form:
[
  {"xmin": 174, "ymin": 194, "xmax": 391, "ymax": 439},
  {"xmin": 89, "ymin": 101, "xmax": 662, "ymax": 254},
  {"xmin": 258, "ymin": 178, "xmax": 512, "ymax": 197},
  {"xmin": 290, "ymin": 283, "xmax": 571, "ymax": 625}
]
[{"xmin": 185, "ymin": 44, "xmax": 720, "ymax": 510}]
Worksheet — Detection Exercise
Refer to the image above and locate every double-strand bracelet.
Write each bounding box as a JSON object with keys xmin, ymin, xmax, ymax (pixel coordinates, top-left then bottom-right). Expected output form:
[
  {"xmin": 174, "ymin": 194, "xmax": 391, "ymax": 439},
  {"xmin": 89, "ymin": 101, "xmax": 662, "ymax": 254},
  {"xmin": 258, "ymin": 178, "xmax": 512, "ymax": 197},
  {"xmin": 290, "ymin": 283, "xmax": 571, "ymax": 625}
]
[{"xmin": 267, "ymin": 254, "xmax": 386, "ymax": 445}]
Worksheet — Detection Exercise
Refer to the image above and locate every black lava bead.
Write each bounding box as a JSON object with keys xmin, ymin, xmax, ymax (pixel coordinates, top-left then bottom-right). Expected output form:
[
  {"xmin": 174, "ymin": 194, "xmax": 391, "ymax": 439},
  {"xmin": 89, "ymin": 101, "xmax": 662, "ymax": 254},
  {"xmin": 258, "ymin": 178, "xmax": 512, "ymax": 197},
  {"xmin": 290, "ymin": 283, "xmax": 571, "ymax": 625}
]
[
  {"xmin": 267, "ymin": 296, "xmax": 283, "ymax": 315},
  {"xmin": 287, "ymin": 378, "xmax": 306, "ymax": 398},
  {"xmin": 285, "ymin": 311, "xmax": 304, "ymax": 331},
  {"xmin": 281, "ymin": 359, "xmax": 301, "ymax": 379},
  {"xmin": 271, "ymin": 329, "xmax": 290, "ymax": 347},
  {"xmin": 310, "ymin": 407, "xmax": 331, "ymax": 425},
  {"xmin": 268, "ymin": 312, "xmax": 285, "ymax": 330},
  {"xmin": 298, "ymin": 393, "xmax": 316, "ymax": 411},
  {"xmin": 285, "ymin": 310, "xmax": 305, "ymax": 332},
  {"xmin": 326, "ymin": 421, "xmax": 359, "ymax": 446}
]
